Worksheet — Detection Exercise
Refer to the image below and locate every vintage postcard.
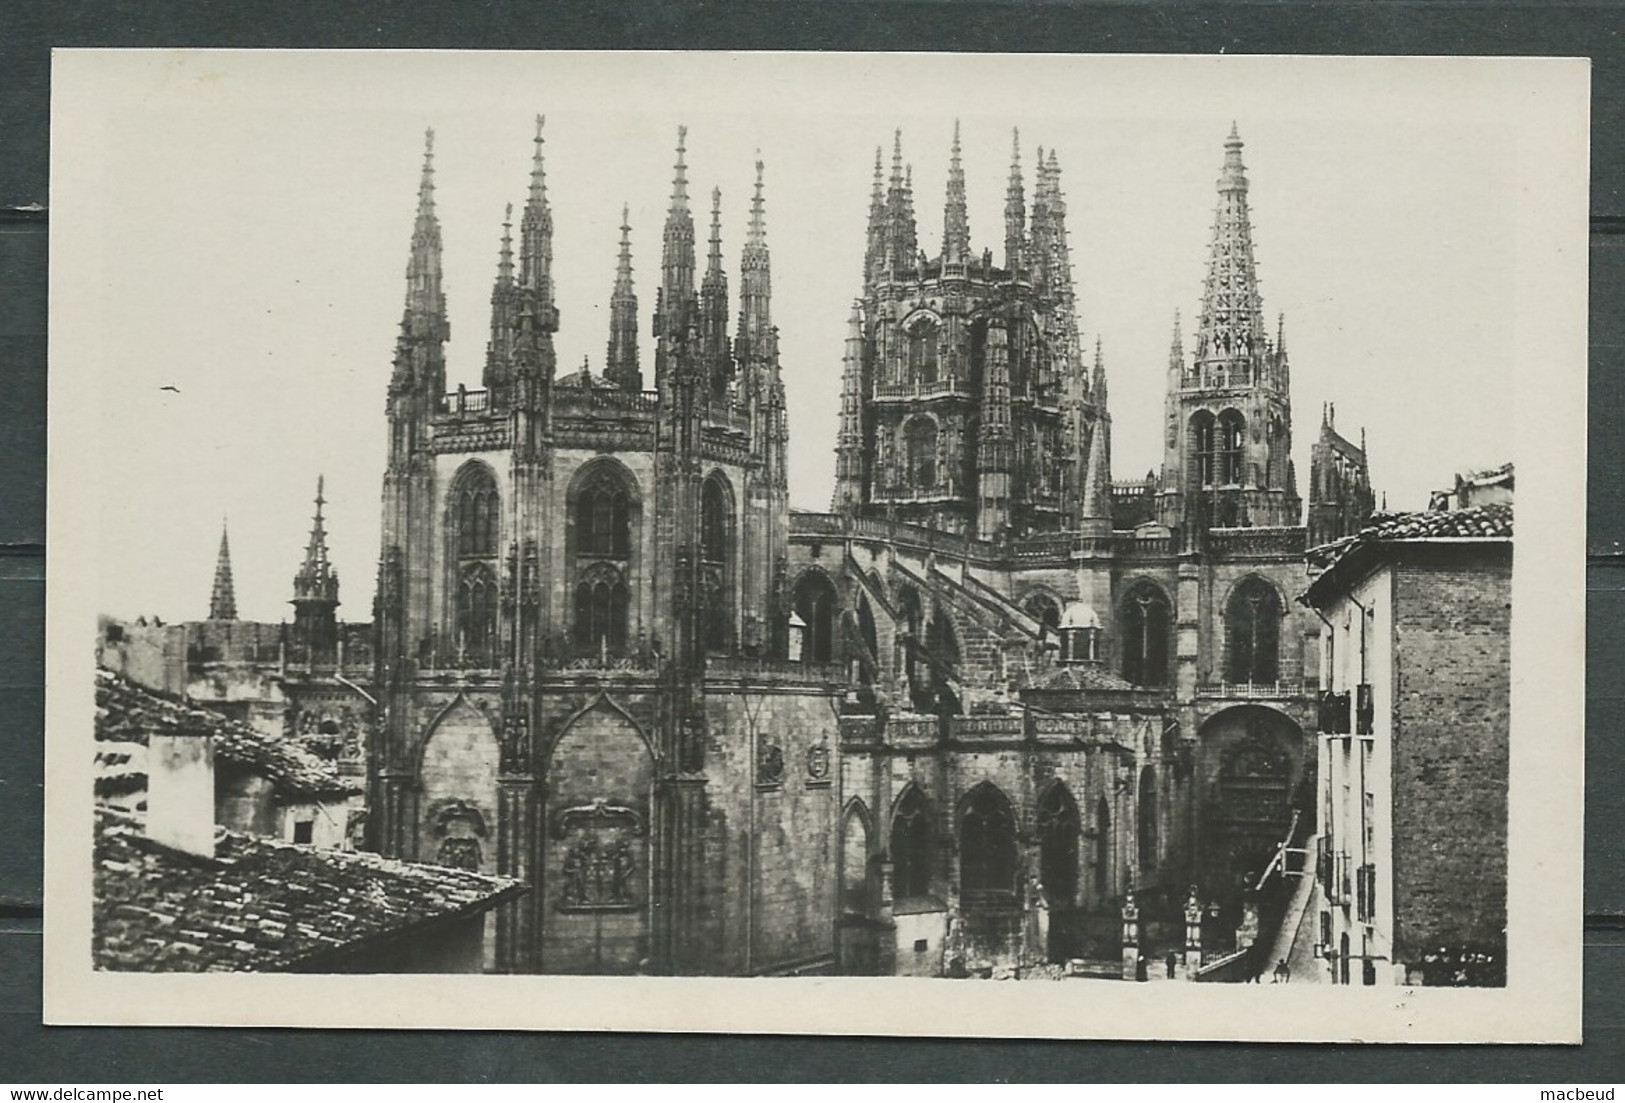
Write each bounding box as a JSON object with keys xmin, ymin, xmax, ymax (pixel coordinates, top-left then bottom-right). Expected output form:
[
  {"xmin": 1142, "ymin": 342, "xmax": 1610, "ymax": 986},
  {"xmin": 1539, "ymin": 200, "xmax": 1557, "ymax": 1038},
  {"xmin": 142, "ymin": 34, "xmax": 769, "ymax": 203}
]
[{"xmin": 45, "ymin": 50, "xmax": 1587, "ymax": 1041}]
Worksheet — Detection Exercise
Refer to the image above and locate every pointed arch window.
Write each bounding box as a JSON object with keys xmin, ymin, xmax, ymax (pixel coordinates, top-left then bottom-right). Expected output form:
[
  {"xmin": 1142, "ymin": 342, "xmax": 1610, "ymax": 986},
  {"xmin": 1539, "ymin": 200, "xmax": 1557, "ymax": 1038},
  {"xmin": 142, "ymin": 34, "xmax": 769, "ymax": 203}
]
[
  {"xmin": 569, "ymin": 461, "xmax": 639, "ymax": 659},
  {"xmin": 793, "ymin": 572, "xmax": 839, "ymax": 664},
  {"xmin": 908, "ymin": 319, "xmax": 939, "ymax": 384},
  {"xmin": 1226, "ymin": 577, "xmax": 1282, "ymax": 684},
  {"xmin": 960, "ymin": 784, "xmax": 1018, "ymax": 902},
  {"xmin": 457, "ymin": 561, "xmax": 499, "ymax": 667},
  {"xmin": 890, "ymin": 787, "xmax": 934, "ymax": 901},
  {"xmin": 1189, "ymin": 410, "xmax": 1217, "ymax": 489},
  {"xmin": 577, "ymin": 466, "xmax": 632, "ymax": 559},
  {"xmin": 1037, "ymin": 783, "xmax": 1080, "ymax": 906},
  {"xmin": 1121, "ymin": 581, "xmax": 1171, "ymax": 687},
  {"xmin": 701, "ymin": 475, "xmax": 734, "ymax": 654},
  {"xmin": 1023, "ymin": 593, "xmax": 1062, "ymax": 635},
  {"xmin": 902, "ymin": 416, "xmax": 938, "ymax": 490},
  {"xmin": 453, "ymin": 464, "xmax": 501, "ymax": 559}
]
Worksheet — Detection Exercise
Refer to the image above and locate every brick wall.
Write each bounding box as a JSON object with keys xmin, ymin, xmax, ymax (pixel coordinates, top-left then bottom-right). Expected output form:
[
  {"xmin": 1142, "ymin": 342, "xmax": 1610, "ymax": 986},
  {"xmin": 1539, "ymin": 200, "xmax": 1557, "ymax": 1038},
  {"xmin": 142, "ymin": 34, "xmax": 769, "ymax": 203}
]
[{"xmin": 1391, "ymin": 550, "xmax": 1511, "ymax": 967}]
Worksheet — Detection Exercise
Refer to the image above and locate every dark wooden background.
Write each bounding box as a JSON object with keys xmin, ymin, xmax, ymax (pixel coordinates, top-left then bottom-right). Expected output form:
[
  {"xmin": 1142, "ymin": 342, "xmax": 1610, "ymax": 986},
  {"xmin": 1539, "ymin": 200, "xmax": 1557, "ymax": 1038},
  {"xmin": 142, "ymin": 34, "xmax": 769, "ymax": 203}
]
[{"xmin": 0, "ymin": 2, "xmax": 1619, "ymax": 1080}]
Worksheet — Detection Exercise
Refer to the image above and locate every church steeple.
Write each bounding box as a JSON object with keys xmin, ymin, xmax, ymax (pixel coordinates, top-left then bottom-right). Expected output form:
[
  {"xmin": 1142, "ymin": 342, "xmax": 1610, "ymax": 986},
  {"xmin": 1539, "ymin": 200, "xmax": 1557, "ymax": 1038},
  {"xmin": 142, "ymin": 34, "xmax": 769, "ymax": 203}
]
[
  {"xmin": 942, "ymin": 120, "xmax": 970, "ymax": 267},
  {"xmin": 1194, "ymin": 124, "xmax": 1267, "ymax": 386},
  {"xmin": 882, "ymin": 131, "xmax": 917, "ymax": 276},
  {"xmin": 864, "ymin": 146, "xmax": 885, "ymax": 286},
  {"xmin": 209, "ymin": 521, "xmax": 237, "ymax": 621},
  {"xmin": 605, "ymin": 205, "xmax": 641, "ymax": 391}
]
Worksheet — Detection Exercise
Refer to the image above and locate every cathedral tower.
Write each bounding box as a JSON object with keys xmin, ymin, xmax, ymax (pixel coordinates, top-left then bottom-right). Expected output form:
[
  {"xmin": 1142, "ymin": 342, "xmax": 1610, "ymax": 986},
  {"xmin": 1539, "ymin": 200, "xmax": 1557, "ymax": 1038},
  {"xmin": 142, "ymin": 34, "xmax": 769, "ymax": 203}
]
[{"xmin": 1158, "ymin": 126, "xmax": 1300, "ymax": 537}]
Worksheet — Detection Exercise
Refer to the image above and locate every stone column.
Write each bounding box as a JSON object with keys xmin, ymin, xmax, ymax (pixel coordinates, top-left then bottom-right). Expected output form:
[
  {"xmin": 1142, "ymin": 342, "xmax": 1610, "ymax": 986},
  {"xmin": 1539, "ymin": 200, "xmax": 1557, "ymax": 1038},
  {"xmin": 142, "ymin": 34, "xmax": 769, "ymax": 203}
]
[{"xmin": 1181, "ymin": 884, "xmax": 1203, "ymax": 980}]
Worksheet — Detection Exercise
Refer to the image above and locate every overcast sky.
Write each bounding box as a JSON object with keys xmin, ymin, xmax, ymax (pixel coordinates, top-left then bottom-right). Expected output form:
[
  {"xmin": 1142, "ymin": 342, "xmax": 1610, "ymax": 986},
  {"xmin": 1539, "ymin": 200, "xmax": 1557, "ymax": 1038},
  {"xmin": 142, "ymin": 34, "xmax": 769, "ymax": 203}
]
[{"xmin": 53, "ymin": 52, "xmax": 1583, "ymax": 623}]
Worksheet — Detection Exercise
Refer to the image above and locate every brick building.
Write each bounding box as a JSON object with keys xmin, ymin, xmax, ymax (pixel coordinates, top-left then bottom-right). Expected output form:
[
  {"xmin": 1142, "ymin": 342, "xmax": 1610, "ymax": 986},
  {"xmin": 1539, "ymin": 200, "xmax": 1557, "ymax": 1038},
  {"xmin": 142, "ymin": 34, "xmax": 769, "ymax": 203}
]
[
  {"xmin": 797, "ymin": 125, "xmax": 1373, "ymax": 975},
  {"xmin": 1302, "ymin": 499, "xmax": 1512, "ymax": 985}
]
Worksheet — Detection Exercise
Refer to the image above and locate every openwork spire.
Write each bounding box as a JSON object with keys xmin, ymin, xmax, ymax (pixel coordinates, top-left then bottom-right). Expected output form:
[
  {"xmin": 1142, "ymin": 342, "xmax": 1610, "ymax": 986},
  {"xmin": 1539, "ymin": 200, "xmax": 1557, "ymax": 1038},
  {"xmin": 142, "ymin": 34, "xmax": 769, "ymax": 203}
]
[
  {"xmin": 401, "ymin": 128, "xmax": 445, "ymax": 331},
  {"xmin": 864, "ymin": 145, "xmax": 886, "ymax": 284},
  {"xmin": 738, "ymin": 157, "xmax": 772, "ymax": 361},
  {"xmin": 519, "ymin": 115, "xmax": 555, "ymax": 314},
  {"xmin": 293, "ymin": 475, "xmax": 338, "ymax": 606},
  {"xmin": 942, "ymin": 119, "xmax": 970, "ymax": 266},
  {"xmin": 1195, "ymin": 124, "xmax": 1267, "ymax": 381},
  {"xmin": 1004, "ymin": 128, "xmax": 1025, "ymax": 274},
  {"xmin": 1169, "ymin": 309, "xmax": 1185, "ymax": 371},
  {"xmin": 209, "ymin": 521, "xmax": 237, "ymax": 621},
  {"xmin": 606, "ymin": 204, "xmax": 641, "ymax": 391},
  {"xmin": 660, "ymin": 126, "xmax": 696, "ymax": 337}
]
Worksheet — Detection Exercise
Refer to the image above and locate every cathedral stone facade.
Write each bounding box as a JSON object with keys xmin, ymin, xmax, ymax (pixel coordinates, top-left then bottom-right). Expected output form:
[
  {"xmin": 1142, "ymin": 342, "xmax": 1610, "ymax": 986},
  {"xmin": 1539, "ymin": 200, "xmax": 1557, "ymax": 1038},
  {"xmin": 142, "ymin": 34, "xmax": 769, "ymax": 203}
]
[
  {"xmin": 371, "ymin": 121, "xmax": 842, "ymax": 975},
  {"xmin": 121, "ymin": 120, "xmax": 1376, "ymax": 978},
  {"xmin": 793, "ymin": 124, "xmax": 1373, "ymax": 974}
]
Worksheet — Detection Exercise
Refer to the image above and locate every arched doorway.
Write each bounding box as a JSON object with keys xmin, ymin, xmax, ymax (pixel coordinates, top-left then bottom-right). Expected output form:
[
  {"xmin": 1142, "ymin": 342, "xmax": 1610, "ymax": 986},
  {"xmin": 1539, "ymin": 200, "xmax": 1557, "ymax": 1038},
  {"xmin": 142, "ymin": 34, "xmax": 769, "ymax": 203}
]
[
  {"xmin": 959, "ymin": 782, "xmax": 1017, "ymax": 909},
  {"xmin": 1037, "ymin": 781, "xmax": 1081, "ymax": 960}
]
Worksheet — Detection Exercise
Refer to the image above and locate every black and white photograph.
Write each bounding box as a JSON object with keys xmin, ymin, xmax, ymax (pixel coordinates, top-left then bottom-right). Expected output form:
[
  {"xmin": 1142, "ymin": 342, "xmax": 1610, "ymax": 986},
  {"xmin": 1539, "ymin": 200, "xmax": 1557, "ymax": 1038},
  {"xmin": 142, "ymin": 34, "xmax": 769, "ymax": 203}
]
[{"xmin": 45, "ymin": 50, "xmax": 1586, "ymax": 1040}]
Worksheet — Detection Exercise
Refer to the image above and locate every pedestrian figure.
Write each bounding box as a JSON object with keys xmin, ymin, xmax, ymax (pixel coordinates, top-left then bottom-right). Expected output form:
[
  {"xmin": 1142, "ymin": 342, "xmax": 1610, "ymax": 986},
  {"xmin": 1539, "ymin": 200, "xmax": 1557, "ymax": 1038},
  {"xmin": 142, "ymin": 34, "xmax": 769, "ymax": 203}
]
[
  {"xmin": 1273, "ymin": 958, "xmax": 1291, "ymax": 984},
  {"xmin": 1166, "ymin": 950, "xmax": 1178, "ymax": 979},
  {"xmin": 1135, "ymin": 952, "xmax": 1148, "ymax": 982}
]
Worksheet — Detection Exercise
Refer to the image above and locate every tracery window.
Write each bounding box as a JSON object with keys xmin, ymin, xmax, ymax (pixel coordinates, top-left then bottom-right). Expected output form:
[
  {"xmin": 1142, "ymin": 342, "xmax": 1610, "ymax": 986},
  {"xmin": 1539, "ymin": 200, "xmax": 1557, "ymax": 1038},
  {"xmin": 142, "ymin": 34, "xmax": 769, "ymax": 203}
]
[
  {"xmin": 907, "ymin": 319, "xmax": 939, "ymax": 384},
  {"xmin": 1120, "ymin": 581, "xmax": 1171, "ymax": 688},
  {"xmin": 569, "ymin": 461, "xmax": 639, "ymax": 658},
  {"xmin": 1217, "ymin": 409, "xmax": 1247, "ymax": 486},
  {"xmin": 1023, "ymin": 593, "xmax": 1062, "ymax": 634},
  {"xmin": 902, "ymin": 416, "xmax": 938, "ymax": 490},
  {"xmin": 456, "ymin": 561, "xmax": 499, "ymax": 667},
  {"xmin": 890, "ymin": 787, "xmax": 934, "ymax": 900},
  {"xmin": 573, "ymin": 561, "xmax": 630, "ymax": 653},
  {"xmin": 576, "ymin": 466, "xmax": 631, "ymax": 559},
  {"xmin": 1225, "ymin": 577, "xmax": 1282, "ymax": 684},
  {"xmin": 960, "ymin": 783, "xmax": 1018, "ymax": 900},
  {"xmin": 1190, "ymin": 410, "xmax": 1217, "ymax": 489},
  {"xmin": 453, "ymin": 464, "xmax": 500, "ymax": 559}
]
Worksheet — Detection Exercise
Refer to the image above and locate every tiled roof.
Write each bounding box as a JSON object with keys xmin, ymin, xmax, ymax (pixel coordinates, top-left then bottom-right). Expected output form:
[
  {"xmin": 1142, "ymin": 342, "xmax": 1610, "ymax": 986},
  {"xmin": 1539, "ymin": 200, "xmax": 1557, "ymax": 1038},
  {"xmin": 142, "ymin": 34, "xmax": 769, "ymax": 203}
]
[
  {"xmin": 1305, "ymin": 503, "xmax": 1512, "ymax": 600},
  {"xmin": 94, "ymin": 807, "xmax": 525, "ymax": 972},
  {"xmin": 95, "ymin": 668, "xmax": 358, "ymax": 801}
]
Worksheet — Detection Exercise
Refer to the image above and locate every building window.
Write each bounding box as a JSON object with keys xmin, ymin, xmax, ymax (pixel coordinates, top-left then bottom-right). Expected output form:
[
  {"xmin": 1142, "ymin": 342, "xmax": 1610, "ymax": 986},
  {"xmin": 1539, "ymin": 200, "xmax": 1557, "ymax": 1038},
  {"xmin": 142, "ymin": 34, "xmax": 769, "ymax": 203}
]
[
  {"xmin": 452, "ymin": 463, "xmax": 500, "ymax": 559},
  {"xmin": 908, "ymin": 320, "xmax": 939, "ymax": 384},
  {"xmin": 1037, "ymin": 782, "xmax": 1080, "ymax": 905},
  {"xmin": 576, "ymin": 465, "xmax": 631, "ymax": 558},
  {"xmin": 793, "ymin": 572, "xmax": 838, "ymax": 663},
  {"xmin": 1137, "ymin": 766, "xmax": 1159, "ymax": 873},
  {"xmin": 960, "ymin": 783, "xmax": 1017, "ymax": 901},
  {"xmin": 573, "ymin": 561, "xmax": 629, "ymax": 653},
  {"xmin": 1121, "ymin": 581, "xmax": 1171, "ymax": 687},
  {"xmin": 293, "ymin": 820, "xmax": 314, "ymax": 845},
  {"xmin": 1217, "ymin": 409, "xmax": 1246, "ymax": 485},
  {"xmin": 1189, "ymin": 410, "xmax": 1216, "ymax": 488},
  {"xmin": 902, "ymin": 416, "xmax": 938, "ymax": 490},
  {"xmin": 701, "ymin": 474, "xmax": 734, "ymax": 654},
  {"xmin": 890, "ymin": 787, "xmax": 934, "ymax": 900},
  {"xmin": 1226, "ymin": 577, "xmax": 1282, "ymax": 684},
  {"xmin": 456, "ymin": 561, "xmax": 499, "ymax": 666}
]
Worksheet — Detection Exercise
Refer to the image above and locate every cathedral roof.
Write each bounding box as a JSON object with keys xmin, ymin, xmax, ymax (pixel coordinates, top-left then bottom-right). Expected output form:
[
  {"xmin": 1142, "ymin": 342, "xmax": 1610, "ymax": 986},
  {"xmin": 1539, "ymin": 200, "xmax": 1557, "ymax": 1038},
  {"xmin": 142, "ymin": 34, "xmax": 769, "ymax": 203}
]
[
  {"xmin": 555, "ymin": 360, "xmax": 618, "ymax": 390},
  {"xmin": 95, "ymin": 668, "xmax": 358, "ymax": 802},
  {"xmin": 93, "ymin": 806, "xmax": 523, "ymax": 972},
  {"xmin": 1031, "ymin": 663, "xmax": 1139, "ymax": 693}
]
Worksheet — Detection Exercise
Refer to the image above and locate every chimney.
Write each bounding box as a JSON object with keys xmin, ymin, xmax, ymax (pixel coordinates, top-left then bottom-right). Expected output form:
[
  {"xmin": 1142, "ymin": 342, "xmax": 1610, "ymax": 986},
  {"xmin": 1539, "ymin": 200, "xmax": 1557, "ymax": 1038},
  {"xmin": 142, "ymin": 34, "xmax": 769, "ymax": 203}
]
[{"xmin": 147, "ymin": 730, "xmax": 217, "ymax": 858}]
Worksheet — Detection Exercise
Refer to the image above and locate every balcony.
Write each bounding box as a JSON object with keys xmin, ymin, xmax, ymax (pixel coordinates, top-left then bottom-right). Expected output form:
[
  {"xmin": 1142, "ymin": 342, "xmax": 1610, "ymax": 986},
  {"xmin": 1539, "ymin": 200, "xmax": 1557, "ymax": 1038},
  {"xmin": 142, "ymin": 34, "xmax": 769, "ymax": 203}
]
[
  {"xmin": 1198, "ymin": 680, "xmax": 1309, "ymax": 702},
  {"xmin": 872, "ymin": 378, "xmax": 970, "ymax": 403}
]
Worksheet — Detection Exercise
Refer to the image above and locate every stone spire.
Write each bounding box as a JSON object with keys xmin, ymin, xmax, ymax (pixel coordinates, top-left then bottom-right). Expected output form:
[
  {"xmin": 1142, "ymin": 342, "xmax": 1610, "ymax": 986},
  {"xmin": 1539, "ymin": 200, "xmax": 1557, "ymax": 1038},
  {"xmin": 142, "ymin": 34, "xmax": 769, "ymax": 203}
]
[
  {"xmin": 942, "ymin": 120, "xmax": 970, "ymax": 267},
  {"xmin": 291, "ymin": 476, "xmax": 340, "ymax": 659},
  {"xmin": 394, "ymin": 128, "xmax": 448, "ymax": 392},
  {"xmin": 605, "ymin": 205, "xmax": 641, "ymax": 391},
  {"xmin": 1004, "ymin": 129, "xmax": 1026, "ymax": 275},
  {"xmin": 737, "ymin": 157, "xmax": 772, "ymax": 367},
  {"xmin": 208, "ymin": 521, "xmax": 237, "ymax": 621},
  {"xmin": 483, "ymin": 203, "xmax": 518, "ymax": 393},
  {"xmin": 1079, "ymin": 342, "xmax": 1114, "ymax": 528},
  {"xmin": 883, "ymin": 131, "xmax": 918, "ymax": 275},
  {"xmin": 1194, "ymin": 124, "xmax": 1267, "ymax": 385},
  {"xmin": 701, "ymin": 187, "xmax": 732, "ymax": 398},
  {"xmin": 1168, "ymin": 309, "xmax": 1186, "ymax": 378},
  {"xmin": 833, "ymin": 299, "xmax": 867, "ymax": 514},
  {"xmin": 864, "ymin": 145, "xmax": 885, "ymax": 286},
  {"xmin": 517, "ymin": 115, "xmax": 559, "ymax": 338},
  {"xmin": 659, "ymin": 126, "xmax": 696, "ymax": 342}
]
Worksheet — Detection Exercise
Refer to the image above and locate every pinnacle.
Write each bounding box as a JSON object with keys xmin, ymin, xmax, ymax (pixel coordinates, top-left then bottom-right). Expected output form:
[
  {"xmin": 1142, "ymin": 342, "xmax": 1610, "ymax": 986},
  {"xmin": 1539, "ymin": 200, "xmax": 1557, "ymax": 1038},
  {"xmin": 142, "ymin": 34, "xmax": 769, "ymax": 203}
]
[
  {"xmin": 670, "ymin": 125, "xmax": 690, "ymax": 213},
  {"xmin": 528, "ymin": 114, "xmax": 547, "ymax": 206},
  {"xmin": 209, "ymin": 520, "xmax": 237, "ymax": 622},
  {"xmin": 747, "ymin": 157, "xmax": 767, "ymax": 247}
]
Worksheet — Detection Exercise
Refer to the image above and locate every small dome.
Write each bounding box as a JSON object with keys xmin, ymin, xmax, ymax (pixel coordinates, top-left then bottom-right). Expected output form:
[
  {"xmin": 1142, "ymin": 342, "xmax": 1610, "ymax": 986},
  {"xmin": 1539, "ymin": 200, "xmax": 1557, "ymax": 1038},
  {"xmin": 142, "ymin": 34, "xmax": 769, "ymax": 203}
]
[{"xmin": 1058, "ymin": 602, "xmax": 1101, "ymax": 631}]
